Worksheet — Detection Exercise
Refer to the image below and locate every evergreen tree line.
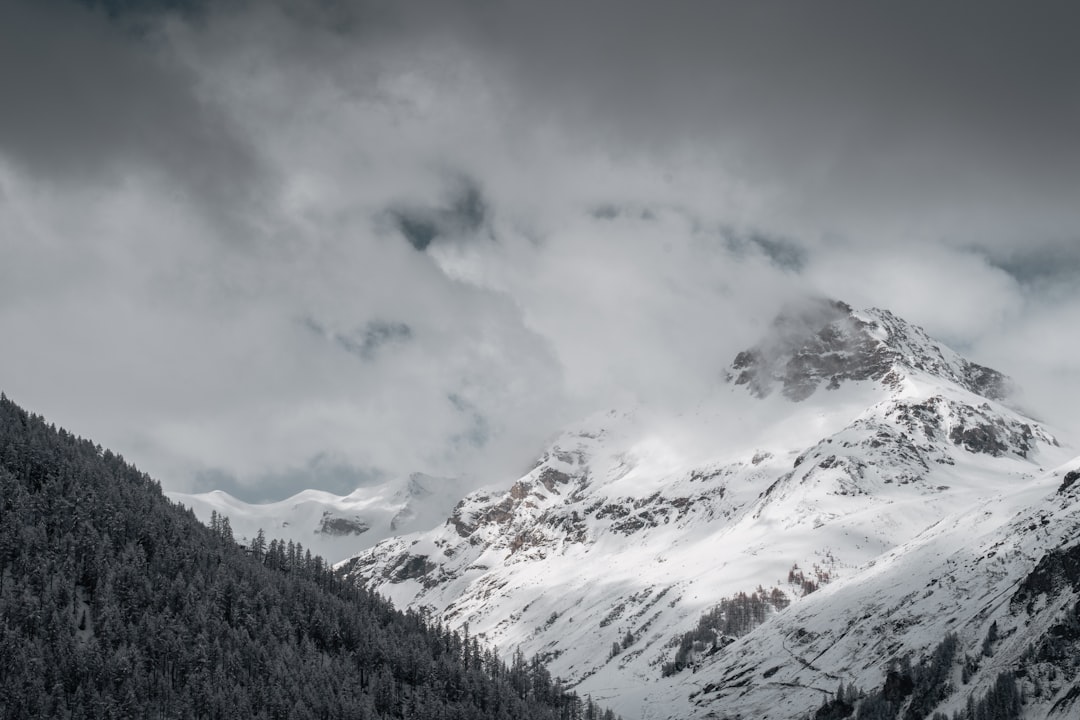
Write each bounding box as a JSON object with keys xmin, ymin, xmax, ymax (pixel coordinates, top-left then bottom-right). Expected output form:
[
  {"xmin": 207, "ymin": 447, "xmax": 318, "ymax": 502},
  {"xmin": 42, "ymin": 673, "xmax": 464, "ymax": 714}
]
[
  {"xmin": 946, "ymin": 671, "xmax": 1022, "ymax": 720},
  {"xmin": 788, "ymin": 562, "xmax": 832, "ymax": 596},
  {"xmin": 825, "ymin": 630, "xmax": 1021, "ymax": 720},
  {"xmin": 812, "ymin": 681, "xmax": 859, "ymax": 720},
  {"xmin": 854, "ymin": 633, "xmax": 959, "ymax": 720},
  {"xmin": 661, "ymin": 563, "xmax": 833, "ymax": 679},
  {"xmin": 0, "ymin": 394, "xmax": 618, "ymax": 720},
  {"xmin": 661, "ymin": 585, "xmax": 790, "ymax": 677}
]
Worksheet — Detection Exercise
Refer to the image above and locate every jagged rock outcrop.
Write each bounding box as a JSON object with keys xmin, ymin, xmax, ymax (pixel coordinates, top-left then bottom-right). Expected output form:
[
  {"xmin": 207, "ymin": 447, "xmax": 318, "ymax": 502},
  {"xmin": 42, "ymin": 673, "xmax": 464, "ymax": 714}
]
[
  {"xmin": 317, "ymin": 512, "xmax": 370, "ymax": 536},
  {"xmin": 726, "ymin": 299, "xmax": 1009, "ymax": 402}
]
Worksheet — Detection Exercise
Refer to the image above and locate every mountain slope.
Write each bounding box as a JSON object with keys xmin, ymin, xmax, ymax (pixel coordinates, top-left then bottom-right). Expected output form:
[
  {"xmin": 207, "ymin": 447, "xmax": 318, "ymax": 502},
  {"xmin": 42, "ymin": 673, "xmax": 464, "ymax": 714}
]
[
  {"xmin": 0, "ymin": 393, "xmax": 617, "ymax": 720},
  {"xmin": 339, "ymin": 300, "xmax": 1070, "ymax": 720},
  {"xmin": 653, "ymin": 459, "xmax": 1080, "ymax": 719}
]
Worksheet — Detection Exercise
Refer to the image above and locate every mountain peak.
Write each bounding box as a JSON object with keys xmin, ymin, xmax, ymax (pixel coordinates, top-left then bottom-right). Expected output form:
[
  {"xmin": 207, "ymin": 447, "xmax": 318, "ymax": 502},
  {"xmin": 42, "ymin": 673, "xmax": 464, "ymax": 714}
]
[
  {"xmin": 727, "ymin": 299, "xmax": 1009, "ymax": 401},
  {"xmin": 340, "ymin": 298, "xmax": 1067, "ymax": 720}
]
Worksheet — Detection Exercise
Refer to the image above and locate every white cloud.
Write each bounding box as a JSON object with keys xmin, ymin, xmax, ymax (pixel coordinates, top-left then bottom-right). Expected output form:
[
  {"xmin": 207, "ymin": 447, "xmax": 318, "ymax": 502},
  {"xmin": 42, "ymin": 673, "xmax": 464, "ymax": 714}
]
[
  {"xmin": 803, "ymin": 241, "xmax": 1025, "ymax": 348},
  {"xmin": 2, "ymin": 1, "xmax": 1079, "ymax": 500}
]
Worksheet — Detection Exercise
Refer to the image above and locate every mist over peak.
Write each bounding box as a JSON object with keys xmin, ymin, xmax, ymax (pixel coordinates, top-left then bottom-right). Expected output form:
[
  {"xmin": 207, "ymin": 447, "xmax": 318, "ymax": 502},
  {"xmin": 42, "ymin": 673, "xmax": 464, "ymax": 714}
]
[
  {"xmin": 727, "ymin": 300, "xmax": 1009, "ymax": 402},
  {"xmin": 2, "ymin": 0, "xmax": 1079, "ymax": 501}
]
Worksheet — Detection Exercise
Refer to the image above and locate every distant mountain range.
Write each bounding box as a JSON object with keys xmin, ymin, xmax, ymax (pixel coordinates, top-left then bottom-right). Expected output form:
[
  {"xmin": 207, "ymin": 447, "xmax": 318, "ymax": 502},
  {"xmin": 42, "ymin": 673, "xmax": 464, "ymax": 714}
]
[{"xmin": 169, "ymin": 472, "xmax": 465, "ymax": 564}]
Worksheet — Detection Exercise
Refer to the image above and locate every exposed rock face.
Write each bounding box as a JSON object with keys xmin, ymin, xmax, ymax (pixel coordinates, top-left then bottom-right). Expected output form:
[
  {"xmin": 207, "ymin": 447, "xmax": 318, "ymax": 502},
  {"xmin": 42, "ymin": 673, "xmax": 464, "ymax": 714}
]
[
  {"xmin": 1012, "ymin": 543, "xmax": 1080, "ymax": 612},
  {"xmin": 727, "ymin": 299, "xmax": 1010, "ymax": 402},
  {"xmin": 317, "ymin": 513, "xmax": 370, "ymax": 536},
  {"xmin": 387, "ymin": 553, "xmax": 437, "ymax": 583},
  {"xmin": 1058, "ymin": 470, "xmax": 1080, "ymax": 495}
]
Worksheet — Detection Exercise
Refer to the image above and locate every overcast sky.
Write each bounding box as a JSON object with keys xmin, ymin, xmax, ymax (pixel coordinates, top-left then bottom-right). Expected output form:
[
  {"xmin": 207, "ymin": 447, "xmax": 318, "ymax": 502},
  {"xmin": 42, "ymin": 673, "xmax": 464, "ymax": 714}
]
[{"xmin": 2, "ymin": 0, "xmax": 1079, "ymax": 501}]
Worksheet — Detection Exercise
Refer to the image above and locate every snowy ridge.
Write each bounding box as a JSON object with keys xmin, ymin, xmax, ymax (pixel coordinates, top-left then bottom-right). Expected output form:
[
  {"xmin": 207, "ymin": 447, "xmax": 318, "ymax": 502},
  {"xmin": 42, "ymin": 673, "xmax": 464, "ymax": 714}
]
[
  {"xmin": 657, "ymin": 459, "xmax": 1080, "ymax": 719},
  {"xmin": 339, "ymin": 302, "xmax": 1071, "ymax": 719},
  {"xmin": 168, "ymin": 472, "xmax": 462, "ymax": 563}
]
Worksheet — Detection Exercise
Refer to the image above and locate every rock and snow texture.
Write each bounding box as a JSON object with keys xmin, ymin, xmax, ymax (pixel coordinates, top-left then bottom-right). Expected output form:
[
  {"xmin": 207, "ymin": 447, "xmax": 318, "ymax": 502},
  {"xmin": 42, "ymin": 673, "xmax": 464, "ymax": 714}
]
[
  {"xmin": 169, "ymin": 472, "xmax": 461, "ymax": 563},
  {"xmin": 727, "ymin": 299, "xmax": 1009, "ymax": 402},
  {"xmin": 340, "ymin": 300, "xmax": 1074, "ymax": 719},
  {"xmin": 650, "ymin": 460, "xmax": 1080, "ymax": 720}
]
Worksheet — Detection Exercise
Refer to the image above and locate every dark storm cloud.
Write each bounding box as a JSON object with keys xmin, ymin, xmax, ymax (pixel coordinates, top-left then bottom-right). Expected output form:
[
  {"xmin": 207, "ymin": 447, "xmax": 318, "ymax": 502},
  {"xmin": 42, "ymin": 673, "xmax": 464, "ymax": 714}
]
[
  {"xmin": 447, "ymin": 2, "xmax": 1080, "ymax": 156},
  {"xmin": 73, "ymin": 0, "xmax": 207, "ymax": 20},
  {"xmin": 11, "ymin": 0, "xmax": 1078, "ymax": 246},
  {"xmin": 381, "ymin": 0, "xmax": 1080, "ymax": 249},
  {"xmin": 0, "ymin": 1, "xmax": 259, "ymax": 207},
  {"xmin": 21, "ymin": 0, "xmax": 1076, "ymax": 248}
]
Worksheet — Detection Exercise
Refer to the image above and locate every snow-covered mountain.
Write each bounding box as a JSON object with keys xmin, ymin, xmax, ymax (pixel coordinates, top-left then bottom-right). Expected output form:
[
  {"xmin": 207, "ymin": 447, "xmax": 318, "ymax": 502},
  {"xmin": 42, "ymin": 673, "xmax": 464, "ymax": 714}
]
[
  {"xmin": 339, "ymin": 299, "xmax": 1077, "ymax": 719},
  {"xmin": 647, "ymin": 459, "xmax": 1080, "ymax": 719},
  {"xmin": 169, "ymin": 472, "xmax": 463, "ymax": 563}
]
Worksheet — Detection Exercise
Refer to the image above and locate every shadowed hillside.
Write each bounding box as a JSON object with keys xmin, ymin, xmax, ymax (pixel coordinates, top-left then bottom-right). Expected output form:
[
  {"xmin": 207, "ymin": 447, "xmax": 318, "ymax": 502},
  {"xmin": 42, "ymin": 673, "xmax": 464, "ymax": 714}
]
[{"xmin": 0, "ymin": 393, "xmax": 616, "ymax": 720}]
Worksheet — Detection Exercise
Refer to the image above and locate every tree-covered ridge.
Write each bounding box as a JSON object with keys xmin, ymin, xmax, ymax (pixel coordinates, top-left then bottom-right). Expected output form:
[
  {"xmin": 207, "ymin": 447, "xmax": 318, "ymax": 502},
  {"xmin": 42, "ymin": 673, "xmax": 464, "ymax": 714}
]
[{"xmin": 0, "ymin": 393, "xmax": 617, "ymax": 720}]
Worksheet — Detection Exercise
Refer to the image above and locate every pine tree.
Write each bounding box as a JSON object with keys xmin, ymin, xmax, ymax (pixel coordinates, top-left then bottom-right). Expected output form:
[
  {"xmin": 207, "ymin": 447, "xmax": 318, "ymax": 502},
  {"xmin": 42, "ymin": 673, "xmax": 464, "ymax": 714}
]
[
  {"xmin": 252, "ymin": 528, "xmax": 267, "ymax": 560},
  {"xmin": 220, "ymin": 515, "xmax": 234, "ymax": 544}
]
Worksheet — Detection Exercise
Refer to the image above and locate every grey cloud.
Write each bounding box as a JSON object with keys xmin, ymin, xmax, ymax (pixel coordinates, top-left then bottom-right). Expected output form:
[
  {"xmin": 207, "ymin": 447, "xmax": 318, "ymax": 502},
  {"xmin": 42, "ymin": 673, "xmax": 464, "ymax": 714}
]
[
  {"xmin": 0, "ymin": 1, "xmax": 260, "ymax": 213},
  {"xmin": 588, "ymin": 204, "xmax": 658, "ymax": 223},
  {"xmin": 465, "ymin": 3, "xmax": 1080, "ymax": 155},
  {"xmin": 301, "ymin": 316, "xmax": 413, "ymax": 361},
  {"xmin": 723, "ymin": 231, "xmax": 806, "ymax": 273},
  {"xmin": 395, "ymin": 214, "xmax": 439, "ymax": 252},
  {"xmin": 73, "ymin": 0, "xmax": 206, "ymax": 17},
  {"xmin": 394, "ymin": 1, "xmax": 1080, "ymax": 252},
  {"xmin": 589, "ymin": 205, "xmax": 620, "ymax": 221},
  {"xmin": 4, "ymin": 0, "xmax": 1080, "ymax": 504},
  {"xmin": 27, "ymin": 0, "xmax": 1080, "ymax": 251},
  {"xmin": 447, "ymin": 393, "xmax": 490, "ymax": 451},
  {"xmin": 749, "ymin": 236, "xmax": 804, "ymax": 273},
  {"xmin": 978, "ymin": 246, "xmax": 1080, "ymax": 292},
  {"xmin": 388, "ymin": 175, "xmax": 489, "ymax": 252},
  {"xmin": 194, "ymin": 456, "xmax": 385, "ymax": 503},
  {"xmin": 345, "ymin": 321, "xmax": 413, "ymax": 360}
]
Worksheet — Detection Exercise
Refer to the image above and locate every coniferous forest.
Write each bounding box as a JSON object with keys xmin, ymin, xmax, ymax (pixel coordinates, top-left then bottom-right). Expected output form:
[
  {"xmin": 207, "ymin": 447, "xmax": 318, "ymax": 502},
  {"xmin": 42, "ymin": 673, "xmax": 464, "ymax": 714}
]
[{"xmin": 0, "ymin": 394, "xmax": 617, "ymax": 720}]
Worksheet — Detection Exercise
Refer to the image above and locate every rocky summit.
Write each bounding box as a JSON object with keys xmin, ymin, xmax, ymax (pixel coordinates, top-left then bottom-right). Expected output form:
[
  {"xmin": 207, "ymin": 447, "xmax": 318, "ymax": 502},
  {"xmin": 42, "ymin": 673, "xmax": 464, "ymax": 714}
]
[{"xmin": 727, "ymin": 299, "xmax": 1009, "ymax": 402}]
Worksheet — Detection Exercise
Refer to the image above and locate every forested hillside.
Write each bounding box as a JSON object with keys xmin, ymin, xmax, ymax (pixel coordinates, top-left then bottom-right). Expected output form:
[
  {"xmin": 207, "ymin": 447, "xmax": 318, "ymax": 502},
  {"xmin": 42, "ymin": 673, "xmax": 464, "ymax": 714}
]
[{"xmin": 0, "ymin": 394, "xmax": 615, "ymax": 720}]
